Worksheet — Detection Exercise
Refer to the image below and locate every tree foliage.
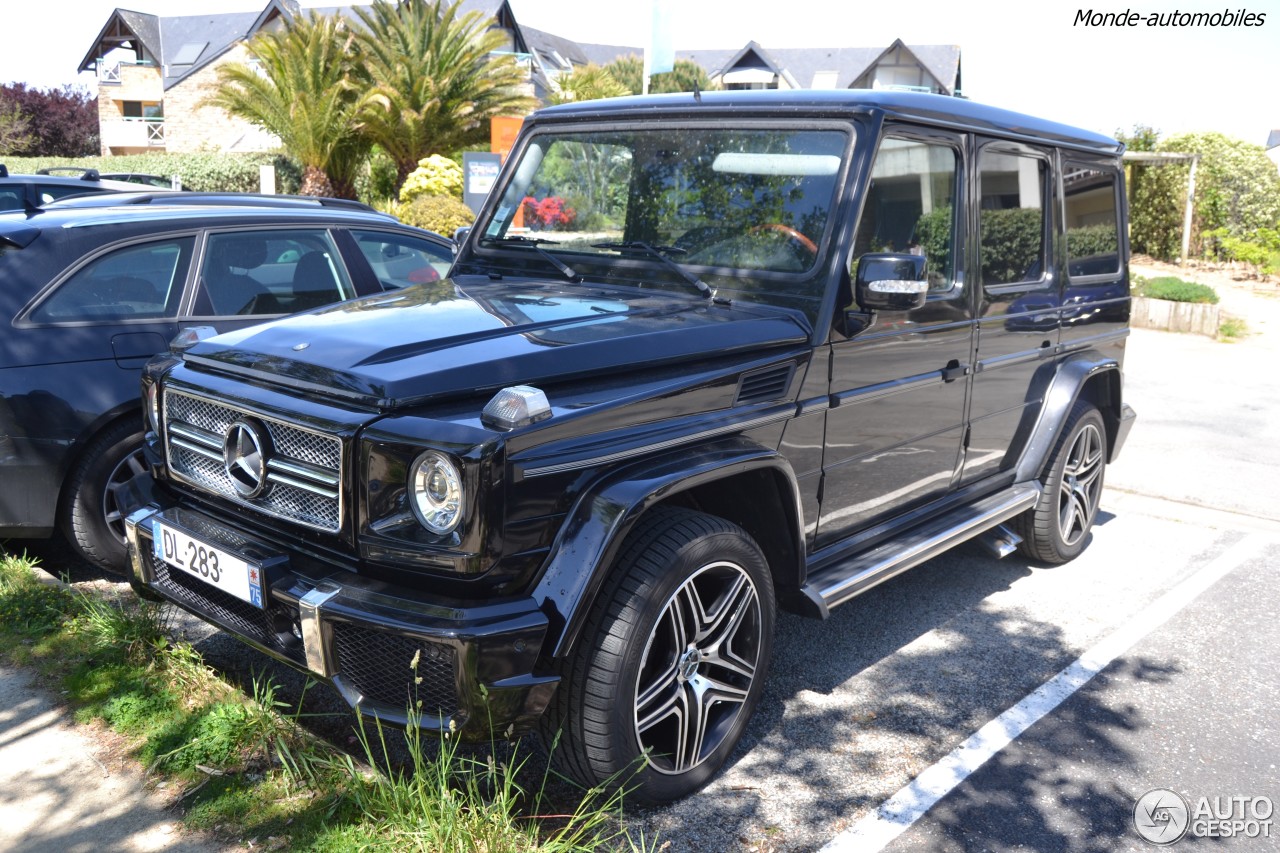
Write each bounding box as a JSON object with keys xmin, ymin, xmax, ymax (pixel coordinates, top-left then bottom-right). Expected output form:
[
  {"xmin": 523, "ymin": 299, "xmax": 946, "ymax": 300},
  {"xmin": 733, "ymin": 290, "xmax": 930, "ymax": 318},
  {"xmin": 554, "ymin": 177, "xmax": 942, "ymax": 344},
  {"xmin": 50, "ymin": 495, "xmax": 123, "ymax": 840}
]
[
  {"xmin": 0, "ymin": 95, "xmax": 32, "ymax": 156},
  {"xmin": 604, "ymin": 55, "xmax": 716, "ymax": 95},
  {"xmin": 203, "ymin": 12, "xmax": 366, "ymax": 197},
  {"xmin": 353, "ymin": 0, "xmax": 535, "ymax": 190},
  {"xmin": 1130, "ymin": 130, "xmax": 1280, "ymax": 261},
  {"xmin": 549, "ymin": 64, "xmax": 630, "ymax": 105},
  {"xmin": 0, "ymin": 83, "xmax": 98, "ymax": 156}
]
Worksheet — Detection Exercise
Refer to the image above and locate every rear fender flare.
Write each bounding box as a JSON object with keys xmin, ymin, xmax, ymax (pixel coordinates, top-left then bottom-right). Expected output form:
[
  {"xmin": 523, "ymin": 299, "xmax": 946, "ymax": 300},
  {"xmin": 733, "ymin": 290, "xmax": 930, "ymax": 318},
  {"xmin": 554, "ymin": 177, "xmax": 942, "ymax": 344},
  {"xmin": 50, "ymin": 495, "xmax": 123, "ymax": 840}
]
[
  {"xmin": 531, "ymin": 435, "xmax": 804, "ymax": 659},
  {"xmin": 1014, "ymin": 352, "xmax": 1122, "ymax": 482}
]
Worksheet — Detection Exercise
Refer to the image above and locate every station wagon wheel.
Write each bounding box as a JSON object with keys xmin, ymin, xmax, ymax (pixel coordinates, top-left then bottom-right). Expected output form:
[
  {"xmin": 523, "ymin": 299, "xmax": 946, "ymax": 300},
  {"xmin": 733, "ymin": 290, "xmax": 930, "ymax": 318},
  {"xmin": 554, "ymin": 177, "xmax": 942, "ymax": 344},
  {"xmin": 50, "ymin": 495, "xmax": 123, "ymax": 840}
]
[
  {"xmin": 543, "ymin": 507, "xmax": 775, "ymax": 805},
  {"xmin": 1014, "ymin": 401, "xmax": 1107, "ymax": 564},
  {"xmin": 62, "ymin": 419, "xmax": 148, "ymax": 575}
]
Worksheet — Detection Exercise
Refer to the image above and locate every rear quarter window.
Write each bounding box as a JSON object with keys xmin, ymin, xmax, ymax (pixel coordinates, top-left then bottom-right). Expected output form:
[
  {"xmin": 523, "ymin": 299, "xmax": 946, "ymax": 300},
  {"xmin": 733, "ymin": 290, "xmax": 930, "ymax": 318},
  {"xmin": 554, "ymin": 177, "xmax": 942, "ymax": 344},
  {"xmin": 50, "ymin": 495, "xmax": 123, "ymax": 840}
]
[{"xmin": 27, "ymin": 236, "xmax": 194, "ymax": 323}]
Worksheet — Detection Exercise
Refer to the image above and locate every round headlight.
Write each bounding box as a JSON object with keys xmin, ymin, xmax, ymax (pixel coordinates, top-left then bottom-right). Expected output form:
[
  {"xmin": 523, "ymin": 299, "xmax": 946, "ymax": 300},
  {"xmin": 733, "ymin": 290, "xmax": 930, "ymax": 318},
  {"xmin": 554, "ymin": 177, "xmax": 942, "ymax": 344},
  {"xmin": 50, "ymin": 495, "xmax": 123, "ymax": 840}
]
[
  {"xmin": 146, "ymin": 382, "xmax": 161, "ymax": 433},
  {"xmin": 409, "ymin": 451, "xmax": 464, "ymax": 536}
]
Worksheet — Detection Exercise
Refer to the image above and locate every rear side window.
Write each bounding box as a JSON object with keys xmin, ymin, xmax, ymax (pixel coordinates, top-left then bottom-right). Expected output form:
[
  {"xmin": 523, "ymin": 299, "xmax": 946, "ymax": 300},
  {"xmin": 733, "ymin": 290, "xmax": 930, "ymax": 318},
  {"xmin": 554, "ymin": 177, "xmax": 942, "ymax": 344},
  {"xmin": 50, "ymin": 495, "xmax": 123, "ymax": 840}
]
[
  {"xmin": 193, "ymin": 229, "xmax": 355, "ymax": 316},
  {"xmin": 978, "ymin": 148, "xmax": 1049, "ymax": 287},
  {"xmin": 28, "ymin": 236, "xmax": 193, "ymax": 322},
  {"xmin": 1063, "ymin": 164, "xmax": 1121, "ymax": 277},
  {"xmin": 352, "ymin": 229, "xmax": 454, "ymax": 289},
  {"xmin": 0, "ymin": 187, "xmax": 24, "ymax": 211}
]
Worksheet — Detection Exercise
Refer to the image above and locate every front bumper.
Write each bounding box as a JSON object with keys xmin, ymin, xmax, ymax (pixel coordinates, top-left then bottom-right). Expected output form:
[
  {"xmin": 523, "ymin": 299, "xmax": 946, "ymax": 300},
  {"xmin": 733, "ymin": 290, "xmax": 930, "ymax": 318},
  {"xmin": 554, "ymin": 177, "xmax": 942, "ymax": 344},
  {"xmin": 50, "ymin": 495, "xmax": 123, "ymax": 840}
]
[{"xmin": 125, "ymin": 505, "xmax": 557, "ymax": 737}]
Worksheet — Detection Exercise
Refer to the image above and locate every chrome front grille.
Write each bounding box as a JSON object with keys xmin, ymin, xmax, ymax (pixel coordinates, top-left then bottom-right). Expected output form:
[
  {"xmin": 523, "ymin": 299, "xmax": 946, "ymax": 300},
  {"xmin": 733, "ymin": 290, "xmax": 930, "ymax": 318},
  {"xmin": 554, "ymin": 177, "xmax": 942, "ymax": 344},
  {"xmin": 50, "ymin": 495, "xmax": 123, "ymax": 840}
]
[{"xmin": 164, "ymin": 390, "xmax": 343, "ymax": 532}]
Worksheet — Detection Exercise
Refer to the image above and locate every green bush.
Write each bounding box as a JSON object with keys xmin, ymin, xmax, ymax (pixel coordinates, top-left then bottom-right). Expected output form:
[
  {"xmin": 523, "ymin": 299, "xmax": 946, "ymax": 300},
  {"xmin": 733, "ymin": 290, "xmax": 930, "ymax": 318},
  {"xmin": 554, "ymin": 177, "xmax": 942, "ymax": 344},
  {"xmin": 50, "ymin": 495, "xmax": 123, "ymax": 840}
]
[
  {"xmin": 0, "ymin": 152, "xmax": 301, "ymax": 194},
  {"xmin": 1205, "ymin": 226, "xmax": 1280, "ymax": 275},
  {"xmin": 1130, "ymin": 132, "xmax": 1280, "ymax": 261},
  {"xmin": 399, "ymin": 154, "xmax": 463, "ymax": 203},
  {"xmin": 398, "ymin": 194, "xmax": 474, "ymax": 235},
  {"xmin": 1135, "ymin": 275, "xmax": 1219, "ymax": 304}
]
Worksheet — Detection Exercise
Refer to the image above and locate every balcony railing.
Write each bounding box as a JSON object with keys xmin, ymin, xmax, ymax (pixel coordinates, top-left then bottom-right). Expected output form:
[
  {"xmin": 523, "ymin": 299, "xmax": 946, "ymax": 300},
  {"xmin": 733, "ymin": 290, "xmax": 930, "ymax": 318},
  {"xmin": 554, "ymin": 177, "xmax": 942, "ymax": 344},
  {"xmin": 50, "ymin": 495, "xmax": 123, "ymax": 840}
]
[{"xmin": 101, "ymin": 117, "xmax": 165, "ymax": 149}]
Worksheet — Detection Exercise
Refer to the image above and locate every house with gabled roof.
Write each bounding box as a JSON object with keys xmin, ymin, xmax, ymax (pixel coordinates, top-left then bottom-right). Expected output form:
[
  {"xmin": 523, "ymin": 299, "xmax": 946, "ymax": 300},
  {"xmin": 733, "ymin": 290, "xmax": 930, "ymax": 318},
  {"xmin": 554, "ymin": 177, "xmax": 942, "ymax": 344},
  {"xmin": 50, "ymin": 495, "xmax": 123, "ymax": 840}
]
[
  {"xmin": 587, "ymin": 39, "xmax": 962, "ymax": 96},
  {"xmin": 78, "ymin": 0, "xmax": 557, "ymax": 156},
  {"xmin": 77, "ymin": 1, "xmax": 962, "ymax": 158},
  {"xmin": 78, "ymin": 0, "xmax": 303, "ymax": 155}
]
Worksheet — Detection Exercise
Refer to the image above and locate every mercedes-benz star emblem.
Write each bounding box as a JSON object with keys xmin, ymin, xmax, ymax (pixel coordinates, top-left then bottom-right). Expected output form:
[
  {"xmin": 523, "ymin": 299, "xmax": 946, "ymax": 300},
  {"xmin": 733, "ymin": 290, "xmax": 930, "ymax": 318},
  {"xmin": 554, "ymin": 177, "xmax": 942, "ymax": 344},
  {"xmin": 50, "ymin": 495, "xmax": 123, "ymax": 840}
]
[{"xmin": 223, "ymin": 419, "xmax": 270, "ymax": 498}]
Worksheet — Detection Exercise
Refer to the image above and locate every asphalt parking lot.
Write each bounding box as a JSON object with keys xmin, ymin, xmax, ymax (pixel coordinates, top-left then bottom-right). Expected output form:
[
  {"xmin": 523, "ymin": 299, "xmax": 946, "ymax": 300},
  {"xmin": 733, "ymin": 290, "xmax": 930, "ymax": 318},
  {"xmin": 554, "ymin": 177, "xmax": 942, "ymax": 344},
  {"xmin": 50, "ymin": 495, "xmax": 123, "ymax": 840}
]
[
  {"xmin": 4, "ymin": 316, "xmax": 1278, "ymax": 853},
  {"xmin": 633, "ymin": 320, "xmax": 1280, "ymax": 851}
]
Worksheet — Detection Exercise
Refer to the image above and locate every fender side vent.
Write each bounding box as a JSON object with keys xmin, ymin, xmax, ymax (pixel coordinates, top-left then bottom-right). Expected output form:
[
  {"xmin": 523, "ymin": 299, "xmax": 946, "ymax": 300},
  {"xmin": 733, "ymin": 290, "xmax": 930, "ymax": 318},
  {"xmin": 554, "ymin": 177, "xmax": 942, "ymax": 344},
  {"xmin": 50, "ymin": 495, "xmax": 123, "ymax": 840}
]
[{"xmin": 735, "ymin": 364, "xmax": 795, "ymax": 405}]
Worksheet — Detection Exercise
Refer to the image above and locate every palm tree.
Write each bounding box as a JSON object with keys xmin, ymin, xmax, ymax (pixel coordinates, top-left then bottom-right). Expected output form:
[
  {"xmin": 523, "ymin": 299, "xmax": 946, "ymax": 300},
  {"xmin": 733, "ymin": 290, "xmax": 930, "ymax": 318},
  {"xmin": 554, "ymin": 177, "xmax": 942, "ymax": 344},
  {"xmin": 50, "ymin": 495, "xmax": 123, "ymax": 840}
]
[
  {"xmin": 605, "ymin": 55, "xmax": 716, "ymax": 96},
  {"xmin": 204, "ymin": 12, "xmax": 367, "ymax": 197},
  {"xmin": 353, "ymin": 0, "xmax": 536, "ymax": 191},
  {"xmin": 548, "ymin": 64, "xmax": 630, "ymax": 105}
]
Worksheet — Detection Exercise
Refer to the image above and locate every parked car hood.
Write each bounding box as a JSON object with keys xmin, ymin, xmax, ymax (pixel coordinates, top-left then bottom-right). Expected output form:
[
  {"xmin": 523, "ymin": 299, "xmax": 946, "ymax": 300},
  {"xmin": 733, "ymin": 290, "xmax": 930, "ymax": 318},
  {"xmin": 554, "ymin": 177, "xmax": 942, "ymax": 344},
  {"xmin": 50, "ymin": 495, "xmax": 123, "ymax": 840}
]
[{"xmin": 183, "ymin": 278, "xmax": 811, "ymax": 408}]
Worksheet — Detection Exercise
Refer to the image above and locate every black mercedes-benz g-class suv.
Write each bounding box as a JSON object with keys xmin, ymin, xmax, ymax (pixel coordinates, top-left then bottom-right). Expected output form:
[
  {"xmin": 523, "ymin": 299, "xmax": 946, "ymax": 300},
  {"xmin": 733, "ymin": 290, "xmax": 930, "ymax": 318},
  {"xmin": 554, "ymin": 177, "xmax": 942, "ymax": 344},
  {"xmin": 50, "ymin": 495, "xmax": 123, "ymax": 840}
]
[{"xmin": 126, "ymin": 90, "xmax": 1136, "ymax": 804}]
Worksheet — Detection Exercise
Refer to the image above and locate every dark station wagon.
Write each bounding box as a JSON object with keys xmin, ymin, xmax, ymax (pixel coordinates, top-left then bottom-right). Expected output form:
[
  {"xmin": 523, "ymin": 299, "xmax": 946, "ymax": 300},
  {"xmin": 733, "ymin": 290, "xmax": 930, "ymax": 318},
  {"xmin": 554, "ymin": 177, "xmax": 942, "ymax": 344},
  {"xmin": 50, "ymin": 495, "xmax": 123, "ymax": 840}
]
[
  {"xmin": 1, "ymin": 193, "xmax": 453, "ymax": 571},
  {"xmin": 125, "ymin": 91, "xmax": 1136, "ymax": 804}
]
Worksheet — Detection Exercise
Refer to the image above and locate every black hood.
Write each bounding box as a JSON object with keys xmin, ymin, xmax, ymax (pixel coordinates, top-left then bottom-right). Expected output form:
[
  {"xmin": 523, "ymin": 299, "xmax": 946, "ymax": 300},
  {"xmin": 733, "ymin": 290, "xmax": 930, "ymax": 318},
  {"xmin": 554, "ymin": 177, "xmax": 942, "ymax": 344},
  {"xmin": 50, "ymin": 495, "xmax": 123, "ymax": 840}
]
[{"xmin": 185, "ymin": 278, "xmax": 810, "ymax": 408}]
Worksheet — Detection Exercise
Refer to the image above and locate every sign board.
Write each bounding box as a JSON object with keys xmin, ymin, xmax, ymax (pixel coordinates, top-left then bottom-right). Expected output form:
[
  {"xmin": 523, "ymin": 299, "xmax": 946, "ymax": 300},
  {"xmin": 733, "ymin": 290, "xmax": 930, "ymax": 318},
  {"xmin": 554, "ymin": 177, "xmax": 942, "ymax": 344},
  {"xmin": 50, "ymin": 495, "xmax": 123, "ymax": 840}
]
[{"xmin": 463, "ymin": 152, "xmax": 503, "ymax": 214}]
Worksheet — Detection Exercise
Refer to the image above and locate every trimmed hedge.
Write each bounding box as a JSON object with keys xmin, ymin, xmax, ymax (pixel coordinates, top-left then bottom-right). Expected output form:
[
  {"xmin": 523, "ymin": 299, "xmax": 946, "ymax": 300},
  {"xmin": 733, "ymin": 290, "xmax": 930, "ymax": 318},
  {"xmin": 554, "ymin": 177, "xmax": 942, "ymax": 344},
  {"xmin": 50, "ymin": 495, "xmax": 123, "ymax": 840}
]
[
  {"xmin": 0, "ymin": 153, "xmax": 301, "ymax": 194},
  {"xmin": 1134, "ymin": 275, "xmax": 1219, "ymax": 304}
]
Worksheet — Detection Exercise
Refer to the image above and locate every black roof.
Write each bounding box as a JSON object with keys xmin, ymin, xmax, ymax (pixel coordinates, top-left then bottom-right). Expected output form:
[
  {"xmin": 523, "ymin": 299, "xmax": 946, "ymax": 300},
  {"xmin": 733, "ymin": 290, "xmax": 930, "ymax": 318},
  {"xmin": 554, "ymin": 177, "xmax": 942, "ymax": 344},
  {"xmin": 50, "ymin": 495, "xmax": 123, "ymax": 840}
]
[{"xmin": 532, "ymin": 89, "xmax": 1121, "ymax": 154}]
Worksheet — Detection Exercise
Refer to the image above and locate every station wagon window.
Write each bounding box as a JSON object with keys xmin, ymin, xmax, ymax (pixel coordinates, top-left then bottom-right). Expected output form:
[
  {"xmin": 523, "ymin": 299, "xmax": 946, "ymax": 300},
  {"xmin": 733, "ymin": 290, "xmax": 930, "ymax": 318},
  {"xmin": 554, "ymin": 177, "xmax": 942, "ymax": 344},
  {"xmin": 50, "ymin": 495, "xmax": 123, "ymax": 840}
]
[
  {"xmin": 193, "ymin": 229, "xmax": 355, "ymax": 316},
  {"xmin": 352, "ymin": 230, "xmax": 453, "ymax": 289},
  {"xmin": 1063, "ymin": 163, "xmax": 1121, "ymax": 277},
  {"xmin": 851, "ymin": 136, "xmax": 959, "ymax": 292},
  {"xmin": 978, "ymin": 149, "xmax": 1049, "ymax": 287},
  {"xmin": 28, "ymin": 236, "xmax": 193, "ymax": 322}
]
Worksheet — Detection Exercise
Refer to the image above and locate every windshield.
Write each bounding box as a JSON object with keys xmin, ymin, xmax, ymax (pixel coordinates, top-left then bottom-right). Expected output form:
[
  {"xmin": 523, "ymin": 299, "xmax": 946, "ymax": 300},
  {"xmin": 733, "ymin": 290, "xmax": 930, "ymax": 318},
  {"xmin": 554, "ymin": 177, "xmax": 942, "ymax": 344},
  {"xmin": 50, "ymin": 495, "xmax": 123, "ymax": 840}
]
[{"xmin": 477, "ymin": 124, "xmax": 851, "ymax": 314}]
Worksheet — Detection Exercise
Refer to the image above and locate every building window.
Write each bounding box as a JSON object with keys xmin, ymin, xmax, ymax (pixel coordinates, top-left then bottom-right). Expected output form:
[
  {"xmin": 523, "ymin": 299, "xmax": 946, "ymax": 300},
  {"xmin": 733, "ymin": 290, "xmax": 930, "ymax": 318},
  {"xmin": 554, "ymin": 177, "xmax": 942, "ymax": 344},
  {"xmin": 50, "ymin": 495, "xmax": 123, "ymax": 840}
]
[{"xmin": 121, "ymin": 101, "xmax": 163, "ymax": 120}]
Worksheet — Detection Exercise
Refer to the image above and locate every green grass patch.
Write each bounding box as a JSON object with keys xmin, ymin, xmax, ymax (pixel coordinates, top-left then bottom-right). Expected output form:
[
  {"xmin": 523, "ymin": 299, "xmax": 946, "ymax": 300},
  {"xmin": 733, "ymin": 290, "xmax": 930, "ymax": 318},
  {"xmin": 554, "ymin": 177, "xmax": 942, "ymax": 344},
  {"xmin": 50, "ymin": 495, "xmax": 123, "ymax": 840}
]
[
  {"xmin": 0, "ymin": 546, "xmax": 655, "ymax": 851},
  {"xmin": 1133, "ymin": 275, "xmax": 1220, "ymax": 304},
  {"xmin": 1218, "ymin": 315, "xmax": 1249, "ymax": 340},
  {"xmin": 0, "ymin": 553, "xmax": 76, "ymax": 645}
]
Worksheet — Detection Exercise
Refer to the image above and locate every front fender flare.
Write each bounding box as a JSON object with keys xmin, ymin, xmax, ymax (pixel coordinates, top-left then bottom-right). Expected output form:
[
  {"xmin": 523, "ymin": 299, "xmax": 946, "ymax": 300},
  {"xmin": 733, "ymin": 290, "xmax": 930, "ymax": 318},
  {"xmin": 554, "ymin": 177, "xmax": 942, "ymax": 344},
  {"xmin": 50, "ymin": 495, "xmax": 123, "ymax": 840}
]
[{"xmin": 531, "ymin": 435, "xmax": 804, "ymax": 659}]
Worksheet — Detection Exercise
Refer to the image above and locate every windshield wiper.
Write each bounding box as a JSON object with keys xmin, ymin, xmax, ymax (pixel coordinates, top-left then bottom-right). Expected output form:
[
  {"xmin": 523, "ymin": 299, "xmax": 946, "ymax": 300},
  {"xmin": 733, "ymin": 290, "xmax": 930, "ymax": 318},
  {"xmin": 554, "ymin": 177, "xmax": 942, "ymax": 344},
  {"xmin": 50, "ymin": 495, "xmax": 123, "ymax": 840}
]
[
  {"xmin": 592, "ymin": 241, "xmax": 724, "ymax": 303},
  {"xmin": 480, "ymin": 235, "xmax": 579, "ymax": 283}
]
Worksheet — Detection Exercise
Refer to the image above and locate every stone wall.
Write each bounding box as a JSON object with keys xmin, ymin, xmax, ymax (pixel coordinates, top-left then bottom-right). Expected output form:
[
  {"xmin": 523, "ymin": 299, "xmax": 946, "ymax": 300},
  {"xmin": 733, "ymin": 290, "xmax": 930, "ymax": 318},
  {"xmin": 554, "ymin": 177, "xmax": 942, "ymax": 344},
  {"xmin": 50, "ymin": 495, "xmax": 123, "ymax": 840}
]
[
  {"xmin": 161, "ymin": 44, "xmax": 279, "ymax": 154},
  {"xmin": 1131, "ymin": 296, "xmax": 1222, "ymax": 337}
]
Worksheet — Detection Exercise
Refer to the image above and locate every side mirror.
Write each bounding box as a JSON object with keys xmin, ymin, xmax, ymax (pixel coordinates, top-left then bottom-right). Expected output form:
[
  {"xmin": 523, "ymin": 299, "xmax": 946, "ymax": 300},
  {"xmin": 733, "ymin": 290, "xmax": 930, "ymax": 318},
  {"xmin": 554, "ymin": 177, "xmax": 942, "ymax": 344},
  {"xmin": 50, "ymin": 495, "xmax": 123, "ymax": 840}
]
[
  {"xmin": 855, "ymin": 253, "xmax": 928, "ymax": 311},
  {"xmin": 452, "ymin": 226, "xmax": 471, "ymax": 248}
]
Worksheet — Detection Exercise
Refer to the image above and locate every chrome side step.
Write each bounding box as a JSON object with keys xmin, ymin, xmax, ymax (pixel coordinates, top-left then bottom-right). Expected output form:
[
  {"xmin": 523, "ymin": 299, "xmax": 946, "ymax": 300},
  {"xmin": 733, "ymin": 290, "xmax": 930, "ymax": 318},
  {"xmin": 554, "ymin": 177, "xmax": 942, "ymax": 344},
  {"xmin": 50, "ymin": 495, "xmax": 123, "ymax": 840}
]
[{"xmin": 801, "ymin": 484, "xmax": 1039, "ymax": 618}]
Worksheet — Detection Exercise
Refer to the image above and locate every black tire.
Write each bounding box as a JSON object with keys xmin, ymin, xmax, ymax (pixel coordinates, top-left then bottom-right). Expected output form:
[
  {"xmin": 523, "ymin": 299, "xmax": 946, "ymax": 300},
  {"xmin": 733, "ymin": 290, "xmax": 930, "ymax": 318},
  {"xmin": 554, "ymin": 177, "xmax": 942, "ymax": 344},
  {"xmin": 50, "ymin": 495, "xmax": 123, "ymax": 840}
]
[
  {"xmin": 543, "ymin": 507, "xmax": 776, "ymax": 806},
  {"xmin": 61, "ymin": 418, "xmax": 148, "ymax": 575},
  {"xmin": 1013, "ymin": 401, "xmax": 1107, "ymax": 564}
]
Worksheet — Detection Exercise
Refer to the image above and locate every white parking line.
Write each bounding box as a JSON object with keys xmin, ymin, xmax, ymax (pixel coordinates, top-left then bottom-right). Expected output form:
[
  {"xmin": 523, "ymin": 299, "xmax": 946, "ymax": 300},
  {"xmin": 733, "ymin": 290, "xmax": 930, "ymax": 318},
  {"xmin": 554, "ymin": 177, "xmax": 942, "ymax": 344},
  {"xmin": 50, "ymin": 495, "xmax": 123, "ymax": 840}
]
[{"xmin": 820, "ymin": 534, "xmax": 1268, "ymax": 853}]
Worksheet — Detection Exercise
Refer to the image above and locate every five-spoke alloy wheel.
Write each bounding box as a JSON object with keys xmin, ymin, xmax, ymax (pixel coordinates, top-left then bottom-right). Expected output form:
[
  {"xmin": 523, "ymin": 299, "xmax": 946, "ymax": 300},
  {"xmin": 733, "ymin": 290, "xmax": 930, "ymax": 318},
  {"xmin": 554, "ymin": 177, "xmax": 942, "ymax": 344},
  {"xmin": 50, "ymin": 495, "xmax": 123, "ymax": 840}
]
[
  {"xmin": 545, "ymin": 507, "xmax": 775, "ymax": 805},
  {"xmin": 1015, "ymin": 401, "xmax": 1107, "ymax": 563}
]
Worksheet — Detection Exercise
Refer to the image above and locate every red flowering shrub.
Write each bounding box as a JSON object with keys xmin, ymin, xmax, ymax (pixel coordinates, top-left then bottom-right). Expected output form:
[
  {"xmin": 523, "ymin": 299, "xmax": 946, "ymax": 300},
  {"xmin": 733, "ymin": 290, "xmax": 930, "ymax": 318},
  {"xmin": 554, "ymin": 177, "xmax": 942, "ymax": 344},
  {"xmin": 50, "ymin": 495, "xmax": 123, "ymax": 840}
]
[{"xmin": 521, "ymin": 195, "xmax": 577, "ymax": 230}]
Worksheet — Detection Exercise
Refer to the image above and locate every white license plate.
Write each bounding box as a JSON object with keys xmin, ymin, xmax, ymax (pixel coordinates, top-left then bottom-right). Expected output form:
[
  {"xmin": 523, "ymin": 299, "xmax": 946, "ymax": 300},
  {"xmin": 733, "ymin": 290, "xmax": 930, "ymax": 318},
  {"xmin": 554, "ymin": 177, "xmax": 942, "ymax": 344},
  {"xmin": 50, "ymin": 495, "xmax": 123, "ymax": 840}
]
[{"xmin": 152, "ymin": 520, "xmax": 265, "ymax": 608}]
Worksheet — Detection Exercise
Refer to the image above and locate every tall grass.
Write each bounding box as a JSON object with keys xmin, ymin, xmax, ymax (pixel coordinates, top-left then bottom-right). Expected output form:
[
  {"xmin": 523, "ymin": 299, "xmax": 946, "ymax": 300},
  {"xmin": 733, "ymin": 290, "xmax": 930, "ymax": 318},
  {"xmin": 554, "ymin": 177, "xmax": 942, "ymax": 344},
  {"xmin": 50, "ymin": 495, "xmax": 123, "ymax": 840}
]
[{"xmin": 0, "ymin": 549, "xmax": 655, "ymax": 851}]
